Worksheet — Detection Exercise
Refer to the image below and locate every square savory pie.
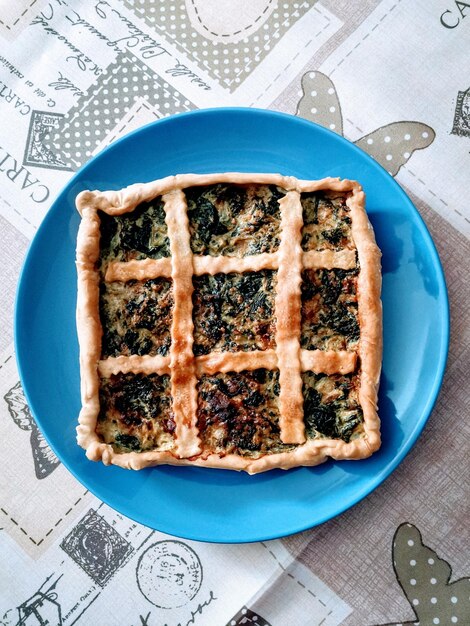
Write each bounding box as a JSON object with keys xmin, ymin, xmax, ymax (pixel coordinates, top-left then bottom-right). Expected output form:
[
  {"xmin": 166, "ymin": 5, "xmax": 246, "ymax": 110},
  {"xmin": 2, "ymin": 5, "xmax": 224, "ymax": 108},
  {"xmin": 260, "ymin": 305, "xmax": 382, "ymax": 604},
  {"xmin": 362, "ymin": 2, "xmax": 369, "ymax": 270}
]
[{"xmin": 75, "ymin": 173, "xmax": 382, "ymax": 473}]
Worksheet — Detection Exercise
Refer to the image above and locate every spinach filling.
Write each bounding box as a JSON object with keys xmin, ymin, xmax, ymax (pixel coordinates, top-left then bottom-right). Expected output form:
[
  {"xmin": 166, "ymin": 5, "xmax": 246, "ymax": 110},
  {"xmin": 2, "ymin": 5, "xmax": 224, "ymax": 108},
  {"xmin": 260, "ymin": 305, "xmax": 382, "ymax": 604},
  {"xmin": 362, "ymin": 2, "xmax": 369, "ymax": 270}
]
[
  {"xmin": 99, "ymin": 197, "xmax": 170, "ymax": 268},
  {"xmin": 192, "ymin": 271, "xmax": 276, "ymax": 355},
  {"xmin": 186, "ymin": 184, "xmax": 283, "ymax": 256},
  {"xmin": 197, "ymin": 370, "xmax": 293, "ymax": 456},
  {"xmin": 98, "ymin": 373, "xmax": 175, "ymax": 452},
  {"xmin": 100, "ymin": 278, "xmax": 173, "ymax": 358},
  {"xmin": 301, "ymin": 191, "xmax": 354, "ymax": 252},
  {"xmin": 301, "ymin": 268, "xmax": 359, "ymax": 350},
  {"xmin": 302, "ymin": 372, "xmax": 363, "ymax": 442}
]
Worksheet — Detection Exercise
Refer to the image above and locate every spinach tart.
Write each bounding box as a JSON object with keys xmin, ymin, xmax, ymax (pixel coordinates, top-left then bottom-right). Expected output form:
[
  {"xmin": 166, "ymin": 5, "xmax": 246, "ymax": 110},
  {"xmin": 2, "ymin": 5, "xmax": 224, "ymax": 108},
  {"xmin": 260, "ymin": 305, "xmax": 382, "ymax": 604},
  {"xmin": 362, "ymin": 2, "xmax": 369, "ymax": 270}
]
[{"xmin": 75, "ymin": 173, "xmax": 382, "ymax": 473}]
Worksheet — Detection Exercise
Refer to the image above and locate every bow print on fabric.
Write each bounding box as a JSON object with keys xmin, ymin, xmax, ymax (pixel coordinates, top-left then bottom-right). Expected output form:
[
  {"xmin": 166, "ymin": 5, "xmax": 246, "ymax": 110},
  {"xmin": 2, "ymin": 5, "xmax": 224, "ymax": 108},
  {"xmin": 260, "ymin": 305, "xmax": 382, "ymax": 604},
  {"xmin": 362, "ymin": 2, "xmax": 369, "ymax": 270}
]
[
  {"xmin": 374, "ymin": 523, "xmax": 470, "ymax": 626},
  {"xmin": 296, "ymin": 71, "xmax": 435, "ymax": 176},
  {"xmin": 4, "ymin": 382, "xmax": 60, "ymax": 480}
]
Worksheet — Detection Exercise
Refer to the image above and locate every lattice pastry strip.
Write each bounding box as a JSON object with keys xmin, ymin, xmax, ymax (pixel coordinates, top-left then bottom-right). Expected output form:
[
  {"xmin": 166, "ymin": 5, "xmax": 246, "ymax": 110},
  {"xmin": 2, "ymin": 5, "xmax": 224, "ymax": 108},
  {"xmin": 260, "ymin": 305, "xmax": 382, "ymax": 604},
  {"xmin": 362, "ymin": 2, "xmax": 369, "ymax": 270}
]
[
  {"xmin": 162, "ymin": 190, "xmax": 200, "ymax": 458},
  {"xmin": 274, "ymin": 191, "xmax": 304, "ymax": 444},
  {"xmin": 104, "ymin": 250, "xmax": 357, "ymax": 282},
  {"xmin": 76, "ymin": 174, "xmax": 382, "ymax": 473},
  {"xmin": 98, "ymin": 350, "xmax": 356, "ymax": 379}
]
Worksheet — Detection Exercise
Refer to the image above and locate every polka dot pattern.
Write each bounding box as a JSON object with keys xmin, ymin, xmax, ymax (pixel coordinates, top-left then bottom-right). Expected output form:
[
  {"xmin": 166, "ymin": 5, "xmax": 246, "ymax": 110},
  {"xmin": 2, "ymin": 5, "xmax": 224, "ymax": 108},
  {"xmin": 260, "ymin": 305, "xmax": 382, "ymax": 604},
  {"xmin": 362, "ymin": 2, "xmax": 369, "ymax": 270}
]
[
  {"xmin": 52, "ymin": 54, "xmax": 193, "ymax": 169},
  {"xmin": 296, "ymin": 71, "xmax": 343, "ymax": 135},
  {"xmin": 391, "ymin": 523, "xmax": 470, "ymax": 624},
  {"xmin": 355, "ymin": 121, "xmax": 435, "ymax": 176},
  {"xmin": 293, "ymin": 73, "xmax": 436, "ymax": 177},
  {"xmin": 123, "ymin": 0, "xmax": 313, "ymax": 91}
]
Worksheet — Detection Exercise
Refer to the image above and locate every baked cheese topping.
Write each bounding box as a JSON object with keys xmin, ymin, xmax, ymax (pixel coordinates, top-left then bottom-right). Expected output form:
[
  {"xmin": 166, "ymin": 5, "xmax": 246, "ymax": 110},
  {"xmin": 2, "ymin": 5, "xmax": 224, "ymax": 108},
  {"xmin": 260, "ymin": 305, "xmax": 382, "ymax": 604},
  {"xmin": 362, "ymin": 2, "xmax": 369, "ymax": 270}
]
[
  {"xmin": 186, "ymin": 184, "xmax": 284, "ymax": 256},
  {"xmin": 192, "ymin": 271, "xmax": 276, "ymax": 356},
  {"xmin": 97, "ymin": 373, "xmax": 175, "ymax": 453}
]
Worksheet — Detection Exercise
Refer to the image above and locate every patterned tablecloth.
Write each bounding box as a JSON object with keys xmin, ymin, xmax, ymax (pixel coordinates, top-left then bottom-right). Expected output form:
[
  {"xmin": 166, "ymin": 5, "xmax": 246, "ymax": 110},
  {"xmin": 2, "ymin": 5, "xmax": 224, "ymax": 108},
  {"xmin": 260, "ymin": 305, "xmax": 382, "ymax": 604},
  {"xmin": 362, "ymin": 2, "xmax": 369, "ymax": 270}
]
[{"xmin": 1, "ymin": 1, "xmax": 469, "ymax": 625}]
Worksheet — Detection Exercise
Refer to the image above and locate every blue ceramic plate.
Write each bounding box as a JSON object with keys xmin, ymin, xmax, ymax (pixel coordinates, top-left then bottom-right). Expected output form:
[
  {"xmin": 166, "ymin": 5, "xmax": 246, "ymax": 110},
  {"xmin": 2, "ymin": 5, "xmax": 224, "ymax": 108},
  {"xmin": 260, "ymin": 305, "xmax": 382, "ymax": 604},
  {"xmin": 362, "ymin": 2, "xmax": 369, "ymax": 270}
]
[{"xmin": 15, "ymin": 108, "xmax": 449, "ymax": 543}]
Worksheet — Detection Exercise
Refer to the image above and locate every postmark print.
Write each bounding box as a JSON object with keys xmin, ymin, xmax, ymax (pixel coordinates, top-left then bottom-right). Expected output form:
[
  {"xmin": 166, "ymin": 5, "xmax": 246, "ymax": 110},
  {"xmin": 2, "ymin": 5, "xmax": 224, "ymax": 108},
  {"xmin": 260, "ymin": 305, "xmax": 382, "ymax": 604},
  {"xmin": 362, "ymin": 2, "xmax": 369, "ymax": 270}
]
[
  {"xmin": 451, "ymin": 89, "xmax": 470, "ymax": 138},
  {"xmin": 23, "ymin": 110, "xmax": 70, "ymax": 171},
  {"xmin": 60, "ymin": 509, "xmax": 133, "ymax": 587},
  {"xmin": 136, "ymin": 540, "xmax": 203, "ymax": 609}
]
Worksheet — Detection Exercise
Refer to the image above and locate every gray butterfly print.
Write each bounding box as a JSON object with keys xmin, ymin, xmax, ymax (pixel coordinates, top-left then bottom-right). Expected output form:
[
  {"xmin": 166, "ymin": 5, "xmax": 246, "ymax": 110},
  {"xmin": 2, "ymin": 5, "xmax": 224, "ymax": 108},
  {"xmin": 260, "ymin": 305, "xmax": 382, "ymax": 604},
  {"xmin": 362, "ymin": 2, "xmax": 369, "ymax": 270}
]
[
  {"xmin": 372, "ymin": 523, "xmax": 470, "ymax": 625},
  {"xmin": 4, "ymin": 382, "xmax": 60, "ymax": 480},
  {"xmin": 296, "ymin": 71, "xmax": 435, "ymax": 176}
]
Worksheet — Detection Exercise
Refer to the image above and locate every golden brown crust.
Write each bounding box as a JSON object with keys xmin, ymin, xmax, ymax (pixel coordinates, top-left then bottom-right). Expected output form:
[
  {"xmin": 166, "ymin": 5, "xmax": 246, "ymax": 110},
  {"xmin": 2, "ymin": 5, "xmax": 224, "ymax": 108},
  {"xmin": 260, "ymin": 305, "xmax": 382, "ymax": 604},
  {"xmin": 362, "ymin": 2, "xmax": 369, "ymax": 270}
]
[
  {"xmin": 105, "ymin": 258, "xmax": 172, "ymax": 282},
  {"xmin": 163, "ymin": 190, "xmax": 201, "ymax": 458},
  {"xmin": 348, "ymin": 187, "xmax": 382, "ymax": 454},
  {"xmin": 103, "ymin": 251, "xmax": 359, "ymax": 282},
  {"xmin": 75, "ymin": 207, "xmax": 105, "ymax": 459},
  {"xmin": 98, "ymin": 355, "xmax": 171, "ymax": 377},
  {"xmin": 275, "ymin": 191, "xmax": 305, "ymax": 444},
  {"xmin": 194, "ymin": 350, "xmax": 278, "ymax": 375},
  {"xmin": 75, "ymin": 173, "xmax": 382, "ymax": 472},
  {"xmin": 300, "ymin": 350, "xmax": 357, "ymax": 374},
  {"xmin": 302, "ymin": 249, "xmax": 356, "ymax": 270}
]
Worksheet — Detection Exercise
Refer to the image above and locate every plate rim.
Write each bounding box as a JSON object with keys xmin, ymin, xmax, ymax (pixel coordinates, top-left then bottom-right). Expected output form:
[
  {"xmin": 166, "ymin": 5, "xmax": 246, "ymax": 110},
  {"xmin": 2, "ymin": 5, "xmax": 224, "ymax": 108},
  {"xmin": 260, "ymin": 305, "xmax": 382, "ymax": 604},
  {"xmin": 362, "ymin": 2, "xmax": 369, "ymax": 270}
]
[{"xmin": 14, "ymin": 107, "xmax": 450, "ymax": 543}]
